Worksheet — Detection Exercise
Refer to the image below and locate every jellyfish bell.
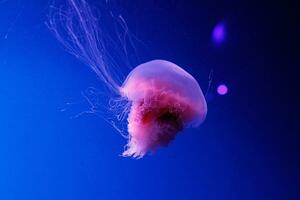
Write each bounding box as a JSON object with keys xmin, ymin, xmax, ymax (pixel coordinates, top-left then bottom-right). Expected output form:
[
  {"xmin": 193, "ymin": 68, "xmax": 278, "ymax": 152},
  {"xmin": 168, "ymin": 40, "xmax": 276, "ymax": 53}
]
[{"xmin": 120, "ymin": 60, "xmax": 207, "ymax": 158}]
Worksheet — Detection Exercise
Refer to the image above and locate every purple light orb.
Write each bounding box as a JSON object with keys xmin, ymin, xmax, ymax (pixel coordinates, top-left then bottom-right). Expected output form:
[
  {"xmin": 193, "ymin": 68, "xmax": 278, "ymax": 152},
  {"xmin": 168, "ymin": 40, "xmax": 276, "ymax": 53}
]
[
  {"xmin": 217, "ymin": 84, "xmax": 228, "ymax": 95},
  {"xmin": 212, "ymin": 23, "xmax": 226, "ymax": 44}
]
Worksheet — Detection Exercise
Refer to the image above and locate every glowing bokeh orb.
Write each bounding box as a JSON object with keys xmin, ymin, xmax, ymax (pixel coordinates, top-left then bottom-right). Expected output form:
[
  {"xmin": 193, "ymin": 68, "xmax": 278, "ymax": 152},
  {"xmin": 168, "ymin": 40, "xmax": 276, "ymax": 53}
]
[
  {"xmin": 212, "ymin": 23, "xmax": 226, "ymax": 44},
  {"xmin": 217, "ymin": 84, "xmax": 228, "ymax": 95}
]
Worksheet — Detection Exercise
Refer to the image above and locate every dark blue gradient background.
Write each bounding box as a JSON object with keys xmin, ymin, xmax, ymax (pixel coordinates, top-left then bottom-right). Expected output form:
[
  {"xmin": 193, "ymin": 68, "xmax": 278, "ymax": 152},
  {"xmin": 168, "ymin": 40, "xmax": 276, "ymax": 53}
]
[{"xmin": 0, "ymin": 0, "xmax": 298, "ymax": 199}]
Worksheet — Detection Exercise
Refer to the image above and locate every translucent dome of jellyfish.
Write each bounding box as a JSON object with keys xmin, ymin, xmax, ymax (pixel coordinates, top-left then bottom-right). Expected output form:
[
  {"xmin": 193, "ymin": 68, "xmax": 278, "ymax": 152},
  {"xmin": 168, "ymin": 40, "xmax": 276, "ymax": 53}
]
[{"xmin": 48, "ymin": 0, "xmax": 207, "ymax": 158}]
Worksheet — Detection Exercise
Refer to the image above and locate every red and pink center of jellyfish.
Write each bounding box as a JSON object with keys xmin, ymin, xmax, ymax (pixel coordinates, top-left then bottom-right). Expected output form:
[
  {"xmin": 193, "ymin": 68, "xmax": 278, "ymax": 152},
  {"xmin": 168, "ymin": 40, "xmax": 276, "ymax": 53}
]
[{"xmin": 123, "ymin": 84, "xmax": 196, "ymax": 158}]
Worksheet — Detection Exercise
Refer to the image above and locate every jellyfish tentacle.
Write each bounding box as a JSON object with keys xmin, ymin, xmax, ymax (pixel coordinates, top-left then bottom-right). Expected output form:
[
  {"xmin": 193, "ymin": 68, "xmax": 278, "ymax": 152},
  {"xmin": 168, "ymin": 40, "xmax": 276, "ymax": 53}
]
[{"xmin": 48, "ymin": 0, "xmax": 120, "ymax": 93}]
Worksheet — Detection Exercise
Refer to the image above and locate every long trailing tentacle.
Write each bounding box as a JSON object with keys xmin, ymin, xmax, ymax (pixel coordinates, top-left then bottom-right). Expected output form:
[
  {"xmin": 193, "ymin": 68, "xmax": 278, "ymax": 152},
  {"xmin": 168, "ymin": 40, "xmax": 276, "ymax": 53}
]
[{"xmin": 47, "ymin": 0, "xmax": 120, "ymax": 93}]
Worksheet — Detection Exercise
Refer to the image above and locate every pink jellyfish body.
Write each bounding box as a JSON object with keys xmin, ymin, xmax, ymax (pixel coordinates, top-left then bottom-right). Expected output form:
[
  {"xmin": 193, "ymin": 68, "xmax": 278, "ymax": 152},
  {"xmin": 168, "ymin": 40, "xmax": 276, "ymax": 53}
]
[
  {"xmin": 121, "ymin": 60, "xmax": 207, "ymax": 157},
  {"xmin": 48, "ymin": 0, "xmax": 207, "ymax": 158}
]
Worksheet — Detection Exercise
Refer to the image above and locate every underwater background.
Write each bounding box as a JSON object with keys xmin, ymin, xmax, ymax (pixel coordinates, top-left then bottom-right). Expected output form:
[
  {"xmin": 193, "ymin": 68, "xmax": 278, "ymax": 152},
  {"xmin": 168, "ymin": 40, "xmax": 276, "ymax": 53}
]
[{"xmin": 0, "ymin": 0, "xmax": 298, "ymax": 199}]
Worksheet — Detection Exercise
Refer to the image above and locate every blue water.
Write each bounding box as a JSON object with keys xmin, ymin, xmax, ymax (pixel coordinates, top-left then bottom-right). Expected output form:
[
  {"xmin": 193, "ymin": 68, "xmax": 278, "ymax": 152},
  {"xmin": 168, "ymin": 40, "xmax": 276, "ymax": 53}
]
[{"xmin": 0, "ymin": 0, "xmax": 298, "ymax": 199}]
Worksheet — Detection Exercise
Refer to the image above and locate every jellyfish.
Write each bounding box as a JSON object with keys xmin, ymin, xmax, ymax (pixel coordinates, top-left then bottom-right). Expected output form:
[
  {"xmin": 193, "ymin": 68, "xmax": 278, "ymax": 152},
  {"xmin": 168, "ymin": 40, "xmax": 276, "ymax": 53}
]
[{"xmin": 48, "ymin": 0, "xmax": 207, "ymax": 158}]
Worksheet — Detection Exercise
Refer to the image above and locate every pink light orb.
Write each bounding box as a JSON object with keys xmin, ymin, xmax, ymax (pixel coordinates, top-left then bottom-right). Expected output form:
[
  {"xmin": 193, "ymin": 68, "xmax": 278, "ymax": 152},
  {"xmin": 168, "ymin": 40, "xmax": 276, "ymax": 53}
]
[{"xmin": 217, "ymin": 84, "xmax": 228, "ymax": 95}]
